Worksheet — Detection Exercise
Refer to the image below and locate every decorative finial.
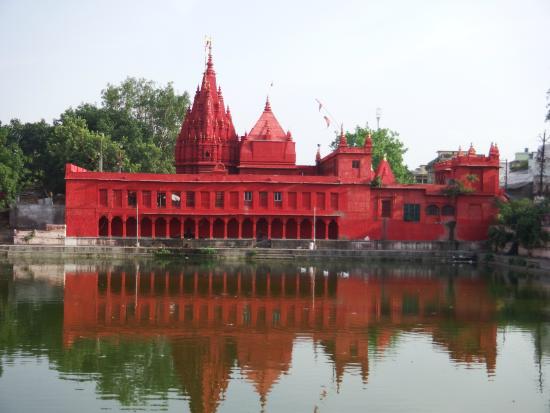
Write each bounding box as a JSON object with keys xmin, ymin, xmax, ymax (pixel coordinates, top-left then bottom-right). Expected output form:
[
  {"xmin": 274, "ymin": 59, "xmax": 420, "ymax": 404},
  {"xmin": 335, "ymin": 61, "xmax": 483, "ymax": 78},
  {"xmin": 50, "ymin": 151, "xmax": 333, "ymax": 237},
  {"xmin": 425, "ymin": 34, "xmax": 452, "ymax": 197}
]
[
  {"xmin": 316, "ymin": 144, "xmax": 321, "ymax": 163},
  {"xmin": 264, "ymin": 96, "xmax": 271, "ymax": 112},
  {"xmin": 339, "ymin": 125, "xmax": 347, "ymax": 147}
]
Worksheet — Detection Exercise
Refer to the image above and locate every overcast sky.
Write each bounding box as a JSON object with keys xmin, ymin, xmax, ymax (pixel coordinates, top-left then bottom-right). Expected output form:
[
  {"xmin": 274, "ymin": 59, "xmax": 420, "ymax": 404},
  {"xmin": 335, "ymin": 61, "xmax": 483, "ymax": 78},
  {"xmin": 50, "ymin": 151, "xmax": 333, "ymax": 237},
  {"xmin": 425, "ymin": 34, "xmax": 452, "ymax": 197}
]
[{"xmin": 1, "ymin": 0, "xmax": 549, "ymax": 168}]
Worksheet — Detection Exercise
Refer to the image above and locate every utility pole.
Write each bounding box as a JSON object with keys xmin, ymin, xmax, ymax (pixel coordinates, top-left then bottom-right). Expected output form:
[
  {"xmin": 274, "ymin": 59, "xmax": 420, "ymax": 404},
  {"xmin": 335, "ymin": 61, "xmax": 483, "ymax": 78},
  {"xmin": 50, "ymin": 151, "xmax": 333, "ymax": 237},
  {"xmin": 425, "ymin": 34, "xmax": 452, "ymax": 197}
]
[{"xmin": 537, "ymin": 131, "xmax": 547, "ymax": 196}]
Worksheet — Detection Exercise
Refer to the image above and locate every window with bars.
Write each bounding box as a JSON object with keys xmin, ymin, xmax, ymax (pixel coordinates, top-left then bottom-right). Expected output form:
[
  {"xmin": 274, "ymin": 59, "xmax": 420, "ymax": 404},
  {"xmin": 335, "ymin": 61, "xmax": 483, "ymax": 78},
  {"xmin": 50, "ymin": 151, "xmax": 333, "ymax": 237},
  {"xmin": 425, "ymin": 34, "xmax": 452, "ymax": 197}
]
[
  {"xmin": 186, "ymin": 191, "xmax": 195, "ymax": 208},
  {"xmin": 381, "ymin": 200, "xmax": 392, "ymax": 217},
  {"xmin": 259, "ymin": 192, "xmax": 268, "ymax": 208},
  {"xmin": 99, "ymin": 189, "xmax": 108, "ymax": 207},
  {"xmin": 274, "ymin": 192, "xmax": 282, "ymax": 202},
  {"xmin": 215, "ymin": 191, "xmax": 224, "ymax": 208},
  {"xmin": 142, "ymin": 191, "xmax": 151, "ymax": 208},
  {"xmin": 157, "ymin": 192, "xmax": 166, "ymax": 208},
  {"xmin": 127, "ymin": 191, "xmax": 137, "ymax": 207},
  {"xmin": 352, "ymin": 160, "xmax": 360, "ymax": 168},
  {"xmin": 403, "ymin": 204, "xmax": 420, "ymax": 221}
]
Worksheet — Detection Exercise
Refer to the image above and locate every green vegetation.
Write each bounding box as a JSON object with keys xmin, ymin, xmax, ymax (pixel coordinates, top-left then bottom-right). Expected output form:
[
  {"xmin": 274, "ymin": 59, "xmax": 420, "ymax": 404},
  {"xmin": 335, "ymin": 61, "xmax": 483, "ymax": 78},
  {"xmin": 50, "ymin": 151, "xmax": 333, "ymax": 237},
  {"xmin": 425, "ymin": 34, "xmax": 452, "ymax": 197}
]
[
  {"xmin": 488, "ymin": 199, "xmax": 550, "ymax": 254},
  {"xmin": 330, "ymin": 125, "xmax": 413, "ymax": 183},
  {"xmin": 0, "ymin": 77, "xmax": 190, "ymax": 201}
]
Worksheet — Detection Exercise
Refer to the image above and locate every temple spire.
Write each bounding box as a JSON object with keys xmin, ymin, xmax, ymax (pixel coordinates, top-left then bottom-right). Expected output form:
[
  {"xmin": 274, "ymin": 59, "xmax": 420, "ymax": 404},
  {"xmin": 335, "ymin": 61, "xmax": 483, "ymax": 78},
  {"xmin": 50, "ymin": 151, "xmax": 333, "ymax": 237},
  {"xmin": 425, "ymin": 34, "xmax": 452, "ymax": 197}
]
[{"xmin": 264, "ymin": 96, "xmax": 271, "ymax": 112}]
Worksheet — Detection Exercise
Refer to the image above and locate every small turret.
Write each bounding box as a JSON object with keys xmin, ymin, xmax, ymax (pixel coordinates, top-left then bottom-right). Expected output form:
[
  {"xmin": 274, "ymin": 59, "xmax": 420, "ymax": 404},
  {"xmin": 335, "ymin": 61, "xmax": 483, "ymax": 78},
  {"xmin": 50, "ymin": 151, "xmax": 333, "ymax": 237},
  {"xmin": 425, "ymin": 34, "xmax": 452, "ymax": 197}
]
[
  {"xmin": 364, "ymin": 132, "xmax": 372, "ymax": 150},
  {"xmin": 338, "ymin": 126, "xmax": 347, "ymax": 148},
  {"xmin": 467, "ymin": 143, "xmax": 476, "ymax": 156}
]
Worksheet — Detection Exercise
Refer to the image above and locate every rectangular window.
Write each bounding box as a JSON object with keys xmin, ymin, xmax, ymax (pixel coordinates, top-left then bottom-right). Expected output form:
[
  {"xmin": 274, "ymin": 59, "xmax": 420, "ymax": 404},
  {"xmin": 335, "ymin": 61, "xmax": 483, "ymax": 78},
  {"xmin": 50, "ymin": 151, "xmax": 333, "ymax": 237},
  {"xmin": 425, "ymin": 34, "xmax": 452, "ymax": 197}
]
[
  {"xmin": 186, "ymin": 191, "xmax": 195, "ymax": 208},
  {"xmin": 259, "ymin": 191, "xmax": 268, "ymax": 208},
  {"xmin": 230, "ymin": 191, "xmax": 238, "ymax": 208},
  {"xmin": 99, "ymin": 189, "xmax": 108, "ymax": 207},
  {"xmin": 381, "ymin": 200, "xmax": 392, "ymax": 218},
  {"xmin": 201, "ymin": 191, "xmax": 210, "ymax": 209},
  {"xmin": 113, "ymin": 190, "xmax": 122, "ymax": 208},
  {"xmin": 330, "ymin": 193, "xmax": 339, "ymax": 210},
  {"xmin": 403, "ymin": 203, "xmax": 420, "ymax": 222},
  {"xmin": 171, "ymin": 192, "xmax": 181, "ymax": 208},
  {"xmin": 352, "ymin": 160, "xmax": 360, "ymax": 168},
  {"xmin": 302, "ymin": 192, "xmax": 311, "ymax": 209},
  {"xmin": 157, "ymin": 192, "xmax": 166, "ymax": 208},
  {"xmin": 142, "ymin": 191, "xmax": 151, "ymax": 208},
  {"xmin": 127, "ymin": 191, "xmax": 137, "ymax": 207},
  {"xmin": 274, "ymin": 192, "xmax": 282, "ymax": 202},
  {"xmin": 244, "ymin": 191, "xmax": 253, "ymax": 208},
  {"xmin": 215, "ymin": 191, "xmax": 224, "ymax": 208},
  {"xmin": 316, "ymin": 192, "xmax": 325, "ymax": 210},
  {"xmin": 288, "ymin": 192, "xmax": 297, "ymax": 209}
]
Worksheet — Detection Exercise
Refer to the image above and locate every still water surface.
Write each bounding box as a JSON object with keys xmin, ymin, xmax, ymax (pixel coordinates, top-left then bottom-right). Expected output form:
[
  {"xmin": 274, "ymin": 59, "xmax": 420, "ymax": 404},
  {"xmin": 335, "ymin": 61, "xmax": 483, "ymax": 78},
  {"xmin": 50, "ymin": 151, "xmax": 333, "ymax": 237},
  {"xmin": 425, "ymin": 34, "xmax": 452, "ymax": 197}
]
[{"xmin": 1, "ymin": 258, "xmax": 550, "ymax": 412}]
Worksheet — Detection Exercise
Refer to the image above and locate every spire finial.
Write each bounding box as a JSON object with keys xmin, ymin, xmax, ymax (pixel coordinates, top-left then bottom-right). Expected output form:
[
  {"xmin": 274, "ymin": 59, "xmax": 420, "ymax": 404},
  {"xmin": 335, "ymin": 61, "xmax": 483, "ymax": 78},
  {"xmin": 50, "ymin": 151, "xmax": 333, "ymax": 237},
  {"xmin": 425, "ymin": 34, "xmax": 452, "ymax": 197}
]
[
  {"xmin": 316, "ymin": 143, "xmax": 321, "ymax": 163},
  {"xmin": 265, "ymin": 96, "xmax": 271, "ymax": 112}
]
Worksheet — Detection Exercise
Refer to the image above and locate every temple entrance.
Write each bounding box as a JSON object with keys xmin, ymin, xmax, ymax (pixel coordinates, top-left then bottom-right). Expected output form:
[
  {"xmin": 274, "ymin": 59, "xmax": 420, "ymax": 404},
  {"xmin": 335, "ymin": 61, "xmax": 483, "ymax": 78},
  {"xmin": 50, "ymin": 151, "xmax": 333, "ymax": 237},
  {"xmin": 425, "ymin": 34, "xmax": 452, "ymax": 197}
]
[
  {"xmin": 271, "ymin": 219, "xmax": 283, "ymax": 239},
  {"xmin": 198, "ymin": 218, "xmax": 210, "ymax": 239},
  {"xmin": 98, "ymin": 216, "xmax": 108, "ymax": 237},
  {"xmin": 300, "ymin": 219, "xmax": 312, "ymax": 239},
  {"xmin": 184, "ymin": 218, "xmax": 195, "ymax": 239},
  {"xmin": 328, "ymin": 220, "xmax": 338, "ymax": 240},
  {"xmin": 213, "ymin": 219, "xmax": 224, "ymax": 238},
  {"xmin": 227, "ymin": 219, "xmax": 239, "ymax": 238},
  {"xmin": 126, "ymin": 217, "xmax": 137, "ymax": 237},
  {"xmin": 111, "ymin": 217, "xmax": 123, "ymax": 237},
  {"xmin": 256, "ymin": 218, "xmax": 268, "ymax": 240},
  {"xmin": 169, "ymin": 218, "xmax": 181, "ymax": 238},
  {"xmin": 140, "ymin": 218, "xmax": 152, "ymax": 237},
  {"xmin": 242, "ymin": 219, "xmax": 253, "ymax": 238},
  {"xmin": 286, "ymin": 219, "xmax": 297, "ymax": 239},
  {"xmin": 155, "ymin": 218, "xmax": 167, "ymax": 238}
]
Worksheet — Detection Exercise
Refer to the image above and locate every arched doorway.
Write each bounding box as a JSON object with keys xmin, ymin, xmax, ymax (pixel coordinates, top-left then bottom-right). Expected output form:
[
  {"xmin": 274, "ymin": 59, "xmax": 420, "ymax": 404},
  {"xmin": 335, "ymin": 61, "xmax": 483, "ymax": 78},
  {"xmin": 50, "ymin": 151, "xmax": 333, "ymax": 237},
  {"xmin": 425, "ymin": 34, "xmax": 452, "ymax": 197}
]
[
  {"xmin": 111, "ymin": 216, "xmax": 123, "ymax": 237},
  {"xmin": 169, "ymin": 218, "xmax": 181, "ymax": 238},
  {"xmin": 328, "ymin": 220, "xmax": 338, "ymax": 240},
  {"xmin": 198, "ymin": 218, "xmax": 210, "ymax": 239},
  {"xmin": 227, "ymin": 218, "xmax": 239, "ymax": 238},
  {"xmin": 126, "ymin": 217, "xmax": 137, "ymax": 237},
  {"xmin": 285, "ymin": 219, "xmax": 297, "ymax": 239},
  {"xmin": 256, "ymin": 218, "xmax": 268, "ymax": 240},
  {"xmin": 271, "ymin": 218, "xmax": 283, "ymax": 239},
  {"xmin": 98, "ymin": 216, "xmax": 108, "ymax": 237},
  {"xmin": 213, "ymin": 219, "xmax": 225, "ymax": 238},
  {"xmin": 315, "ymin": 220, "xmax": 326, "ymax": 240},
  {"xmin": 300, "ymin": 219, "xmax": 312, "ymax": 239},
  {"xmin": 184, "ymin": 218, "xmax": 195, "ymax": 239},
  {"xmin": 242, "ymin": 218, "xmax": 253, "ymax": 238},
  {"xmin": 155, "ymin": 218, "xmax": 167, "ymax": 238},
  {"xmin": 141, "ymin": 217, "xmax": 152, "ymax": 237}
]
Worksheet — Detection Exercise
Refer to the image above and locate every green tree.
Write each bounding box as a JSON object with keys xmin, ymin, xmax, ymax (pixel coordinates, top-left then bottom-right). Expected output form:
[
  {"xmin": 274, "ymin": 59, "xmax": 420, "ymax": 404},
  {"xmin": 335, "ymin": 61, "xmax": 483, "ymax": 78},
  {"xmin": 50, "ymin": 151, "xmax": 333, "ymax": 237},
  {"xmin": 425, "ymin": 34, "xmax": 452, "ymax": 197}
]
[
  {"xmin": 0, "ymin": 124, "xmax": 27, "ymax": 208},
  {"xmin": 330, "ymin": 125, "xmax": 412, "ymax": 183},
  {"xmin": 488, "ymin": 199, "xmax": 550, "ymax": 253},
  {"xmin": 47, "ymin": 116, "xmax": 125, "ymax": 193}
]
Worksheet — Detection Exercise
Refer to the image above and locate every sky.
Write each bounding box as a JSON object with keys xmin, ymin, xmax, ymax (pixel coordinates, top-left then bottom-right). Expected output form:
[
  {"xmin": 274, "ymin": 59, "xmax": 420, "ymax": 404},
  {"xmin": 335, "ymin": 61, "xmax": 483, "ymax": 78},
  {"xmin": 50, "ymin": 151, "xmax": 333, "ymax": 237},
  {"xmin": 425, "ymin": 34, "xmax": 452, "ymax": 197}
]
[{"xmin": 1, "ymin": 0, "xmax": 549, "ymax": 168}]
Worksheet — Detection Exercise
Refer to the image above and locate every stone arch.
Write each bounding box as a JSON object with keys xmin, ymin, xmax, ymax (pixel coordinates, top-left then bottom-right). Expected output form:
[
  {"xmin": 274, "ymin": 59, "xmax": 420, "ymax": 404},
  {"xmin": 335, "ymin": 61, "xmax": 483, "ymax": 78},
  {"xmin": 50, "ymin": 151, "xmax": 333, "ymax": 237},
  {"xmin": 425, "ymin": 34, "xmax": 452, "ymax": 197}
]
[
  {"xmin": 111, "ymin": 216, "xmax": 123, "ymax": 237},
  {"xmin": 140, "ymin": 217, "xmax": 152, "ymax": 237},
  {"xmin": 155, "ymin": 217, "xmax": 167, "ymax": 238},
  {"xmin": 227, "ymin": 218, "xmax": 239, "ymax": 238},
  {"xmin": 285, "ymin": 219, "xmax": 298, "ymax": 239},
  {"xmin": 98, "ymin": 216, "xmax": 108, "ymax": 237},
  {"xmin": 184, "ymin": 218, "xmax": 196, "ymax": 239},
  {"xmin": 126, "ymin": 217, "xmax": 137, "ymax": 237},
  {"xmin": 256, "ymin": 218, "xmax": 268, "ymax": 240},
  {"xmin": 315, "ymin": 219, "xmax": 326, "ymax": 240},
  {"xmin": 271, "ymin": 218, "xmax": 283, "ymax": 239},
  {"xmin": 242, "ymin": 218, "xmax": 253, "ymax": 238},
  {"xmin": 213, "ymin": 218, "xmax": 225, "ymax": 238},
  {"xmin": 169, "ymin": 218, "xmax": 181, "ymax": 238},
  {"xmin": 300, "ymin": 219, "xmax": 312, "ymax": 239},
  {"xmin": 198, "ymin": 218, "xmax": 210, "ymax": 239},
  {"xmin": 328, "ymin": 220, "xmax": 338, "ymax": 240}
]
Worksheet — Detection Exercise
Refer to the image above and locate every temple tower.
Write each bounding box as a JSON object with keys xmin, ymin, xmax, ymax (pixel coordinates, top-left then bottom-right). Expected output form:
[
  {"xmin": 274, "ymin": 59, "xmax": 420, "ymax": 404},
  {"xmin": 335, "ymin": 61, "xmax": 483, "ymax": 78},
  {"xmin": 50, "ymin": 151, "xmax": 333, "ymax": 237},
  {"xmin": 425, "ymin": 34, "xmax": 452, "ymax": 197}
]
[{"xmin": 175, "ymin": 45, "xmax": 239, "ymax": 173}]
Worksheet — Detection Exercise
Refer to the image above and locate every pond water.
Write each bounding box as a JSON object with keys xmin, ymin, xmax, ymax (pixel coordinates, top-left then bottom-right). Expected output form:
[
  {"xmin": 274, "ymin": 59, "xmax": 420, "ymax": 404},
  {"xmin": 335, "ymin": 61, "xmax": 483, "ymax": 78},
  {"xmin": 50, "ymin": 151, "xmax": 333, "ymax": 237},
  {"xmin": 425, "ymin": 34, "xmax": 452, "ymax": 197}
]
[{"xmin": 1, "ymin": 258, "xmax": 550, "ymax": 413}]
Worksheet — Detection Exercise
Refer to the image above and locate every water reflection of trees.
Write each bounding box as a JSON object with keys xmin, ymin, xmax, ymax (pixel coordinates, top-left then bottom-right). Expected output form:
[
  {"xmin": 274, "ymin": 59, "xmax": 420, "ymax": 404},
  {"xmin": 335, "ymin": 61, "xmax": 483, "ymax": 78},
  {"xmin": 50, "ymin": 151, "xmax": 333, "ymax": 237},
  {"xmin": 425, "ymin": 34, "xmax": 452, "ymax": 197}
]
[{"xmin": 1, "ymin": 261, "xmax": 550, "ymax": 412}]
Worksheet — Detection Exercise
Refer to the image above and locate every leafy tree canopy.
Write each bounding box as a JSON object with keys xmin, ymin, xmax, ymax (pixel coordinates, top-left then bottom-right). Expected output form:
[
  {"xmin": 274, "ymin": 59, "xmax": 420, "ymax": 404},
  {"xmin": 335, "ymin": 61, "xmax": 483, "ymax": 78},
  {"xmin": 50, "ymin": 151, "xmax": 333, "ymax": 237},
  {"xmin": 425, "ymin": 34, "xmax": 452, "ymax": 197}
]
[
  {"xmin": 0, "ymin": 124, "xmax": 27, "ymax": 208},
  {"xmin": 330, "ymin": 125, "xmax": 412, "ymax": 183}
]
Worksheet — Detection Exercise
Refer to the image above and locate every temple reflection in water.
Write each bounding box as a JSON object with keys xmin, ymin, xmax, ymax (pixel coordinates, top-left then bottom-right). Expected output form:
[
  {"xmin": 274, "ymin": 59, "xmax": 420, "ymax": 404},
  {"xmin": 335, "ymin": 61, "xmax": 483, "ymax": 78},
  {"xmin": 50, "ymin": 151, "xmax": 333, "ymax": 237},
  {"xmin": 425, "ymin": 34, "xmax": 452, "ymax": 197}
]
[{"xmin": 62, "ymin": 263, "xmax": 497, "ymax": 413}]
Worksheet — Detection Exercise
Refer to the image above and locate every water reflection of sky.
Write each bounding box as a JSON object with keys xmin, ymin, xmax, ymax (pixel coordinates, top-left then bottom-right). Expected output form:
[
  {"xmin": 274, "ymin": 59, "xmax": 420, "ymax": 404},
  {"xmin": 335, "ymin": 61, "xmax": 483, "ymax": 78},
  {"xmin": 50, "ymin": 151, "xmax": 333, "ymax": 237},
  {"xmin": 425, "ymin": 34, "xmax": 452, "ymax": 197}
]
[{"xmin": 1, "ymin": 260, "xmax": 550, "ymax": 413}]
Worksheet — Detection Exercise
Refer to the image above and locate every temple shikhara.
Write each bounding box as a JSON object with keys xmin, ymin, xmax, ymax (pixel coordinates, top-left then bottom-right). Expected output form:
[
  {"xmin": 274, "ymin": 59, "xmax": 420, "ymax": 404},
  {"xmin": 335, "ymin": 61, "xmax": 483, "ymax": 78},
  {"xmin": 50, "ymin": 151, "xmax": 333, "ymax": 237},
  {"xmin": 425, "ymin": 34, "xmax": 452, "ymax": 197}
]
[{"xmin": 65, "ymin": 46, "xmax": 502, "ymax": 241}]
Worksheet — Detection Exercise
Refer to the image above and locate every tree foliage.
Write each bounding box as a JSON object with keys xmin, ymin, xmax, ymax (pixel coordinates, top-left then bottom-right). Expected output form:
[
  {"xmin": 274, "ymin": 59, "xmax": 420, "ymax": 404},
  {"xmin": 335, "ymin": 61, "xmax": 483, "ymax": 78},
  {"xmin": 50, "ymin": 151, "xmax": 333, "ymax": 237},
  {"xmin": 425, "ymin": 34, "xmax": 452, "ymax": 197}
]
[
  {"xmin": 0, "ymin": 124, "xmax": 27, "ymax": 208},
  {"xmin": 488, "ymin": 199, "xmax": 550, "ymax": 253},
  {"xmin": 330, "ymin": 125, "xmax": 412, "ymax": 183}
]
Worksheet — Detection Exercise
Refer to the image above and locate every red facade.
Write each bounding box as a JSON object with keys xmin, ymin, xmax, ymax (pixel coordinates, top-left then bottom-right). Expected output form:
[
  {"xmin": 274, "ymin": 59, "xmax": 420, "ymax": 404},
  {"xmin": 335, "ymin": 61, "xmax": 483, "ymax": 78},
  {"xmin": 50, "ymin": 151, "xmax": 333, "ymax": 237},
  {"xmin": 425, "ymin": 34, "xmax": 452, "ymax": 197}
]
[{"xmin": 65, "ymin": 48, "xmax": 502, "ymax": 241}]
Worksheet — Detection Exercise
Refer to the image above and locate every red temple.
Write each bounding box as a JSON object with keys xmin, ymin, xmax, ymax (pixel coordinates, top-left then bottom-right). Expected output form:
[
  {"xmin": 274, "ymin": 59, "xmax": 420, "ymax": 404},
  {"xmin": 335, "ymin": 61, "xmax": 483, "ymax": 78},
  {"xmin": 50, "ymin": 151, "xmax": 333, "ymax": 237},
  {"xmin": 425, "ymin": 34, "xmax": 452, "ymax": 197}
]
[{"xmin": 65, "ymin": 47, "xmax": 502, "ymax": 241}]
